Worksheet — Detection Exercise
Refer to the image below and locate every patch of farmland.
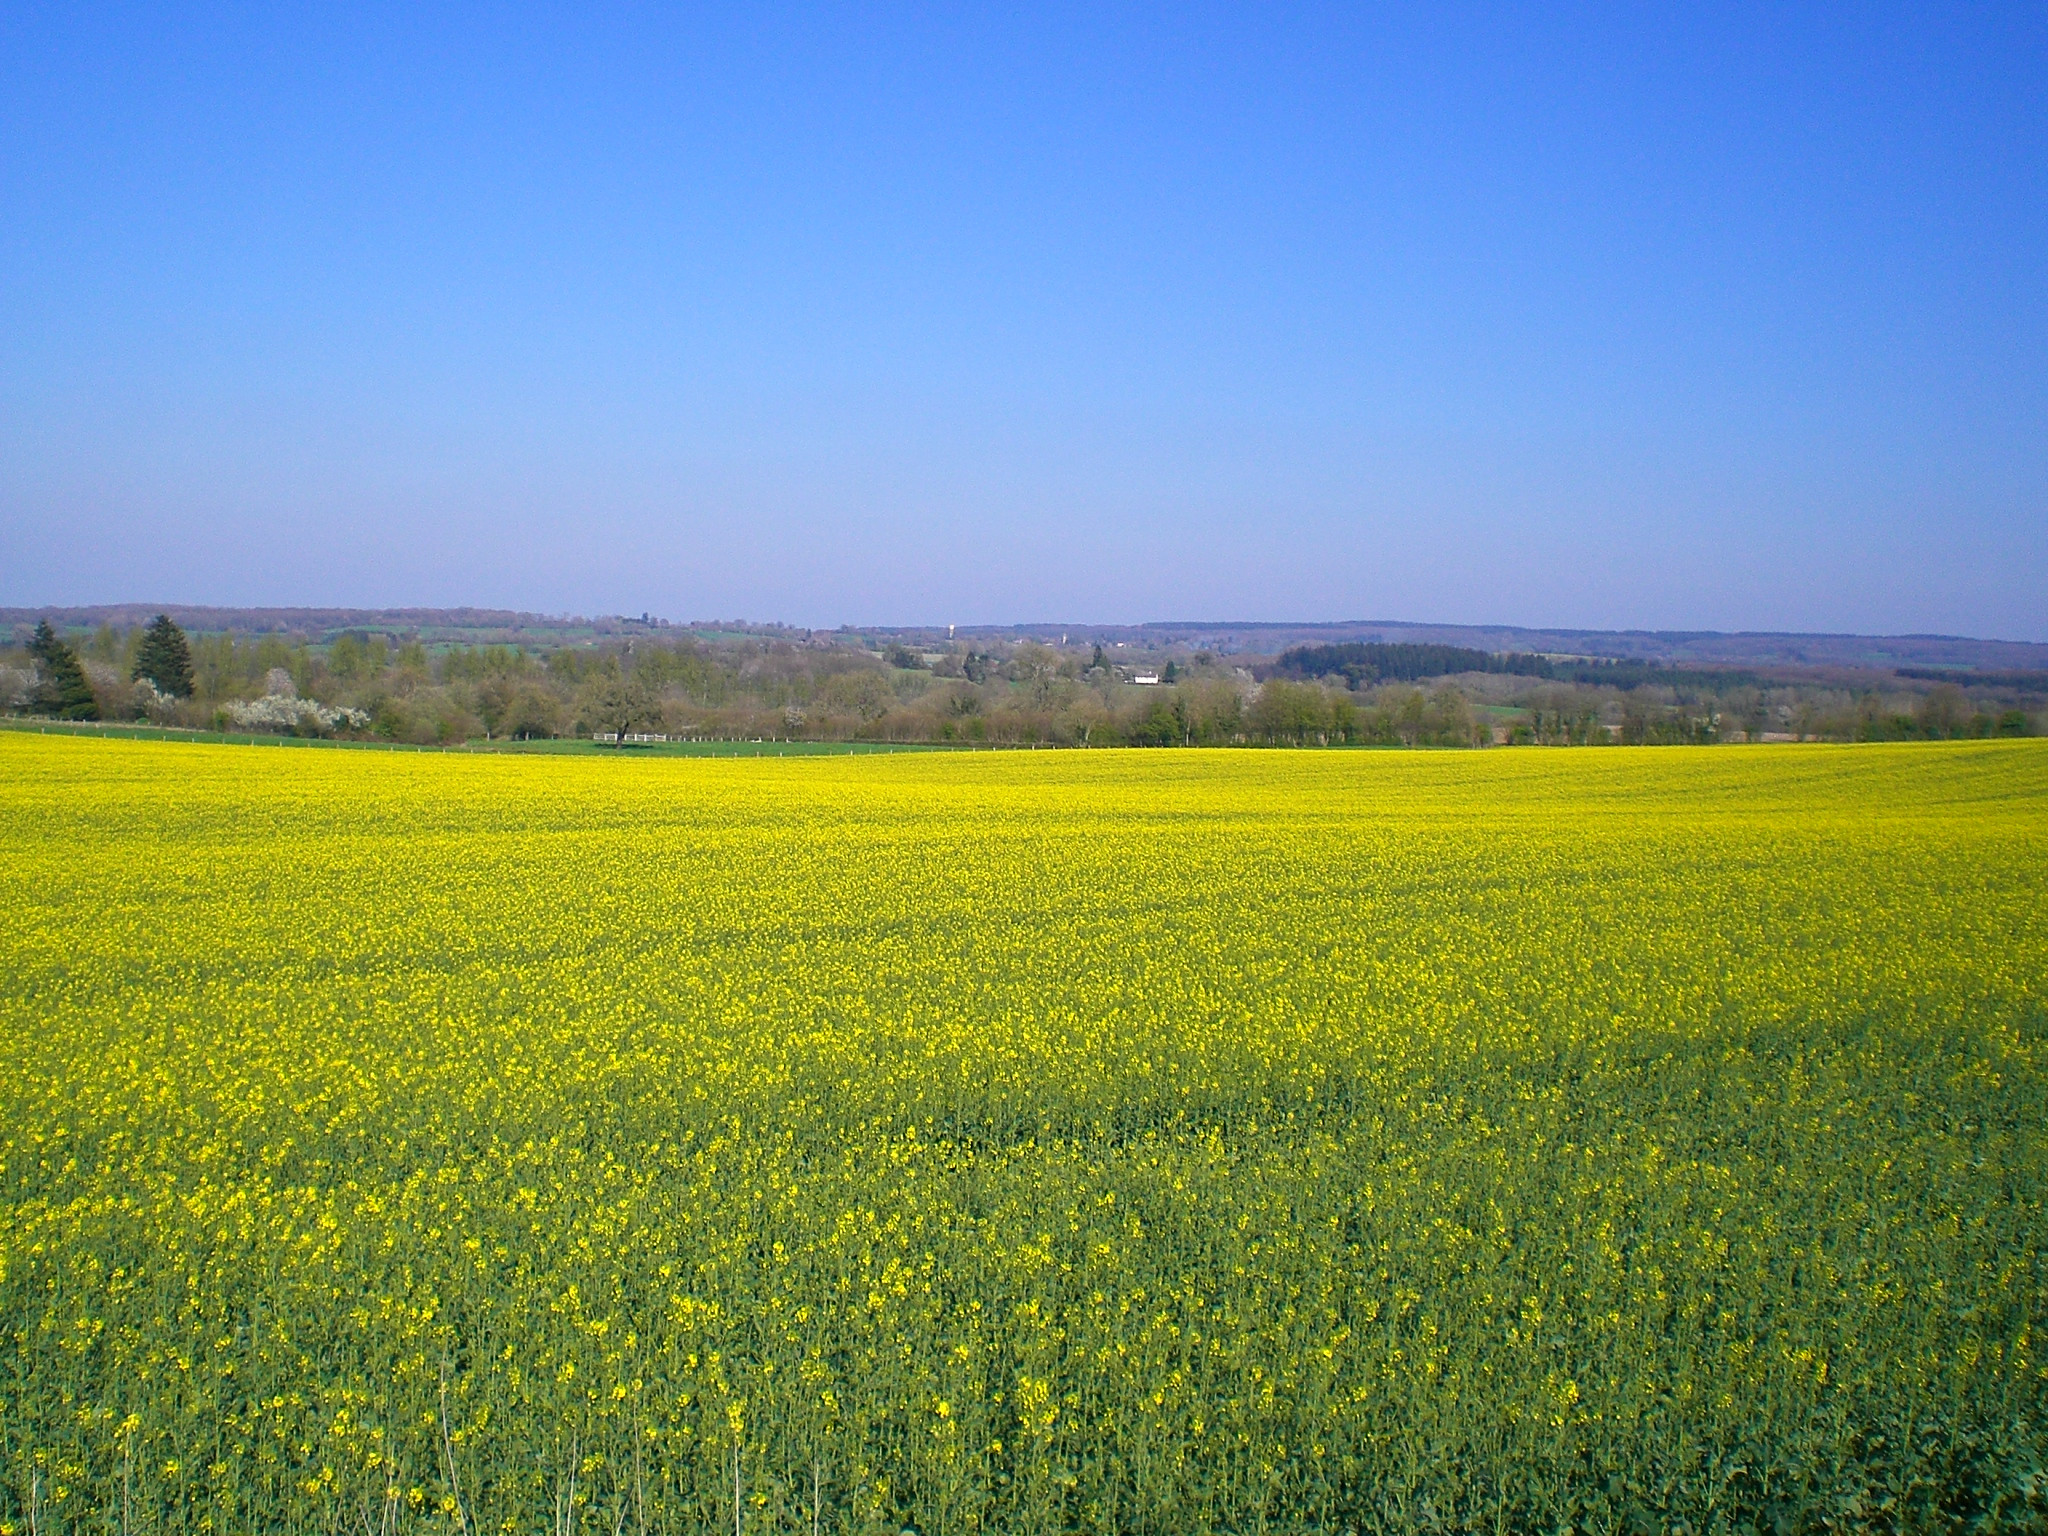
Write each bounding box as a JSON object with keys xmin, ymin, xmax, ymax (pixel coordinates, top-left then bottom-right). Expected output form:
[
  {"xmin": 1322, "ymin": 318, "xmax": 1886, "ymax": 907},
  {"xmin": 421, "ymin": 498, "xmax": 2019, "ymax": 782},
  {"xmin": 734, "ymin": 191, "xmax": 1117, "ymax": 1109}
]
[{"xmin": 2, "ymin": 736, "xmax": 2044, "ymax": 1531}]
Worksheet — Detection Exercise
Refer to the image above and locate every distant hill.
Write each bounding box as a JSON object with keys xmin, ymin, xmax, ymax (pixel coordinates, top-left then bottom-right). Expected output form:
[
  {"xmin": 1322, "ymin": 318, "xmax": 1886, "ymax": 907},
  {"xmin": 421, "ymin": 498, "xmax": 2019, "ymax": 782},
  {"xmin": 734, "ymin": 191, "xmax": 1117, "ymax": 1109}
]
[
  {"xmin": 3, "ymin": 604, "xmax": 566, "ymax": 637},
  {"xmin": 923, "ymin": 619, "xmax": 2048, "ymax": 672},
  {"xmin": 0, "ymin": 605, "xmax": 789, "ymax": 646},
  {"xmin": 8, "ymin": 605, "xmax": 2046, "ymax": 673}
]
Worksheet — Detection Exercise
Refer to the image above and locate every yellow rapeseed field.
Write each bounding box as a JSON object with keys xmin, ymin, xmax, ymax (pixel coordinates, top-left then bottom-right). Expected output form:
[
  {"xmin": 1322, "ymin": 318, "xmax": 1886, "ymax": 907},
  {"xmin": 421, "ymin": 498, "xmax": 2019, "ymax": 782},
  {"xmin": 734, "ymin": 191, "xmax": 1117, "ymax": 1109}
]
[{"xmin": 2, "ymin": 734, "xmax": 2044, "ymax": 1532}]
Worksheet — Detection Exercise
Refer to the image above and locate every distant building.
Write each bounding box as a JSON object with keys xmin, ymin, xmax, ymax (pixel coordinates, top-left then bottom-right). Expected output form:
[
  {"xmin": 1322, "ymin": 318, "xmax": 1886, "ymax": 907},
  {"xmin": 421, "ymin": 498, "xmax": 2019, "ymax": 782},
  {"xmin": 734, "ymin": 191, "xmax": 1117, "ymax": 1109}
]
[{"xmin": 1132, "ymin": 672, "xmax": 1161, "ymax": 686}]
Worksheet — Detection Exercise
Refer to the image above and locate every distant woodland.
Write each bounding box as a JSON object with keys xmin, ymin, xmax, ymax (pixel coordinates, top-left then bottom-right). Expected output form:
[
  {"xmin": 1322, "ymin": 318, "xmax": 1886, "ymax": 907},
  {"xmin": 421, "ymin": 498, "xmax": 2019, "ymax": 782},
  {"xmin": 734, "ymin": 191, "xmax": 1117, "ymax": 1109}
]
[{"xmin": 4, "ymin": 613, "xmax": 2041, "ymax": 748}]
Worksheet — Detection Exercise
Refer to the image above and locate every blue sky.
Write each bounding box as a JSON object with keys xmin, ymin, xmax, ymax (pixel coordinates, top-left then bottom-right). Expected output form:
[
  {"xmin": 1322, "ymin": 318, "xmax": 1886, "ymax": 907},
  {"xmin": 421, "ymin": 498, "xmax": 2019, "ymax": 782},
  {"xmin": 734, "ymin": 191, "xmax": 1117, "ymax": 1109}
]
[{"xmin": 3, "ymin": 4, "xmax": 2043, "ymax": 636}]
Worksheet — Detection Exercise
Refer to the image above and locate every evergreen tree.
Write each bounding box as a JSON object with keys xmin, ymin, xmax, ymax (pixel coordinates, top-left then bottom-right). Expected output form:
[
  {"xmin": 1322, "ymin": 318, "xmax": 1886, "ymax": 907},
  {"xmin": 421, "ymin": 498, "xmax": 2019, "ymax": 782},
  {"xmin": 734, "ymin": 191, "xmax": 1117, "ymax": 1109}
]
[
  {"xmin": 132, "ymin": 614, "xmax": 195, "ymax": 697},
  {"xmin": 27, "ymin": 620, "xmax": 98, "ymax": 720}
]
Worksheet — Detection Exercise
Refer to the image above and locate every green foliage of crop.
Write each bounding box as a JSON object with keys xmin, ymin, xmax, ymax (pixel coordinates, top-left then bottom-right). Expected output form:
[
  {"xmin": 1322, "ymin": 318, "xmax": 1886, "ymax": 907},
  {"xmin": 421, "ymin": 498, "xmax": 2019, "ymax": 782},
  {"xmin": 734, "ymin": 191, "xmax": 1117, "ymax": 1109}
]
[{"xmin": 2, "ymin": 737, "xmax": 2045, "ymax": 1533}]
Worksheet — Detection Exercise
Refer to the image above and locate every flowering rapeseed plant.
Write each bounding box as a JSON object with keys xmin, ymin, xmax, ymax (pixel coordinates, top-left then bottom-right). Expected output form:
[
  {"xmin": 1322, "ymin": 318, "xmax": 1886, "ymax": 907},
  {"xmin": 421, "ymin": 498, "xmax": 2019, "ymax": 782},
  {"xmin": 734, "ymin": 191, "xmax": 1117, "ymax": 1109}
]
[{"xmin": 0, "ymin": 735, "xmax": 2043, "ymax": 1531}]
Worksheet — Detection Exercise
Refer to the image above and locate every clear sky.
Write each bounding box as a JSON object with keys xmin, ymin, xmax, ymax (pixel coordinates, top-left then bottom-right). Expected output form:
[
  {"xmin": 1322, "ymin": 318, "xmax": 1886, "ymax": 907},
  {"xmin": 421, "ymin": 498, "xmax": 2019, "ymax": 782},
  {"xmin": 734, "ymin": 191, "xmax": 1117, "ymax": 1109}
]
[{"xmin": 3, "ymin": 4, "xmax": 2043, "ymax": 637}]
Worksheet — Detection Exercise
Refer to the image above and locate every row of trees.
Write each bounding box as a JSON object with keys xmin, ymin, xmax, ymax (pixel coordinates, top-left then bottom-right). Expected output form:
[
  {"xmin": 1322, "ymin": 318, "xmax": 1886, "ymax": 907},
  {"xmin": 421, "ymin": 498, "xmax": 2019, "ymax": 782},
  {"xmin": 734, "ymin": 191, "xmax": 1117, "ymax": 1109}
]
[
  {"xmin": 6, "ymin": 619, "xmax": 2038, "ymax": 747},
  {"xmin": 3, "ymin": 617, "xmax": 194, "ymax": 721}
]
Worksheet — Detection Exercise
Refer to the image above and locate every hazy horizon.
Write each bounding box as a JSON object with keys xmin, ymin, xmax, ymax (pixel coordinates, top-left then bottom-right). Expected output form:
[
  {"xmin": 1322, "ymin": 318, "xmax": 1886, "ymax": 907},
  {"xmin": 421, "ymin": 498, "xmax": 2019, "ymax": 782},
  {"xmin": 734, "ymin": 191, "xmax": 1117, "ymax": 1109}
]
[
  {"xmin": 5, "ymin": 6, "xmax": 2044, "ymax": 639},
  {"xmin": 17, "ymin": 602, "xmax": 2048, "ymax": 658}
]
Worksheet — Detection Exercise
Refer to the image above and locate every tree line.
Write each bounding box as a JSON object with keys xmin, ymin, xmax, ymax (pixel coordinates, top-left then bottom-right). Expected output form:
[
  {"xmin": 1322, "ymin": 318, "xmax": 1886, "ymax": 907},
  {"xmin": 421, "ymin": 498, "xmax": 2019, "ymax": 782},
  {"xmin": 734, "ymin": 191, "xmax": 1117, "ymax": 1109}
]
[
  {"xmin": 7, "ymin": 617, "xmax": 193, "ymax": 720},
  {"xmin": 5, "ymin": 616, "xmax": 2036, "ymax": 747},
  {"xmin": 1273, "ymin": 641, "xmax": 1764, "ymax": 692}
]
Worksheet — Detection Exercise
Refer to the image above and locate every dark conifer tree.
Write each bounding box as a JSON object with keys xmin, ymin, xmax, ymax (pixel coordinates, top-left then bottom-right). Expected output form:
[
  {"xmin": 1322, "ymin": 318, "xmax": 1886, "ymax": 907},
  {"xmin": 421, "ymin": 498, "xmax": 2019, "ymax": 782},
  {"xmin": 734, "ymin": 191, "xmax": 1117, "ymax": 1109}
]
[
  {"xmin": 132, "ymin": 614, "xmax": 196, "ymax": 697},
  {"xmin": 27, "ymin": 620, "xmax": 98, "ymax": 720}
]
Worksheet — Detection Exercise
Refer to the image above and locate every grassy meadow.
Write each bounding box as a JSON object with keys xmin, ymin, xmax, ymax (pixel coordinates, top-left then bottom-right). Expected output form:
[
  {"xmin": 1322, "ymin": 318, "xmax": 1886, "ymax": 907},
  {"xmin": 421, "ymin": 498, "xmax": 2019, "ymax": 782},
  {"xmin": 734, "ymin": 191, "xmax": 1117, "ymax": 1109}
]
[{"xmin": 1, "ymin": 735, "xmax": 2044, "ymax": 1532}]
